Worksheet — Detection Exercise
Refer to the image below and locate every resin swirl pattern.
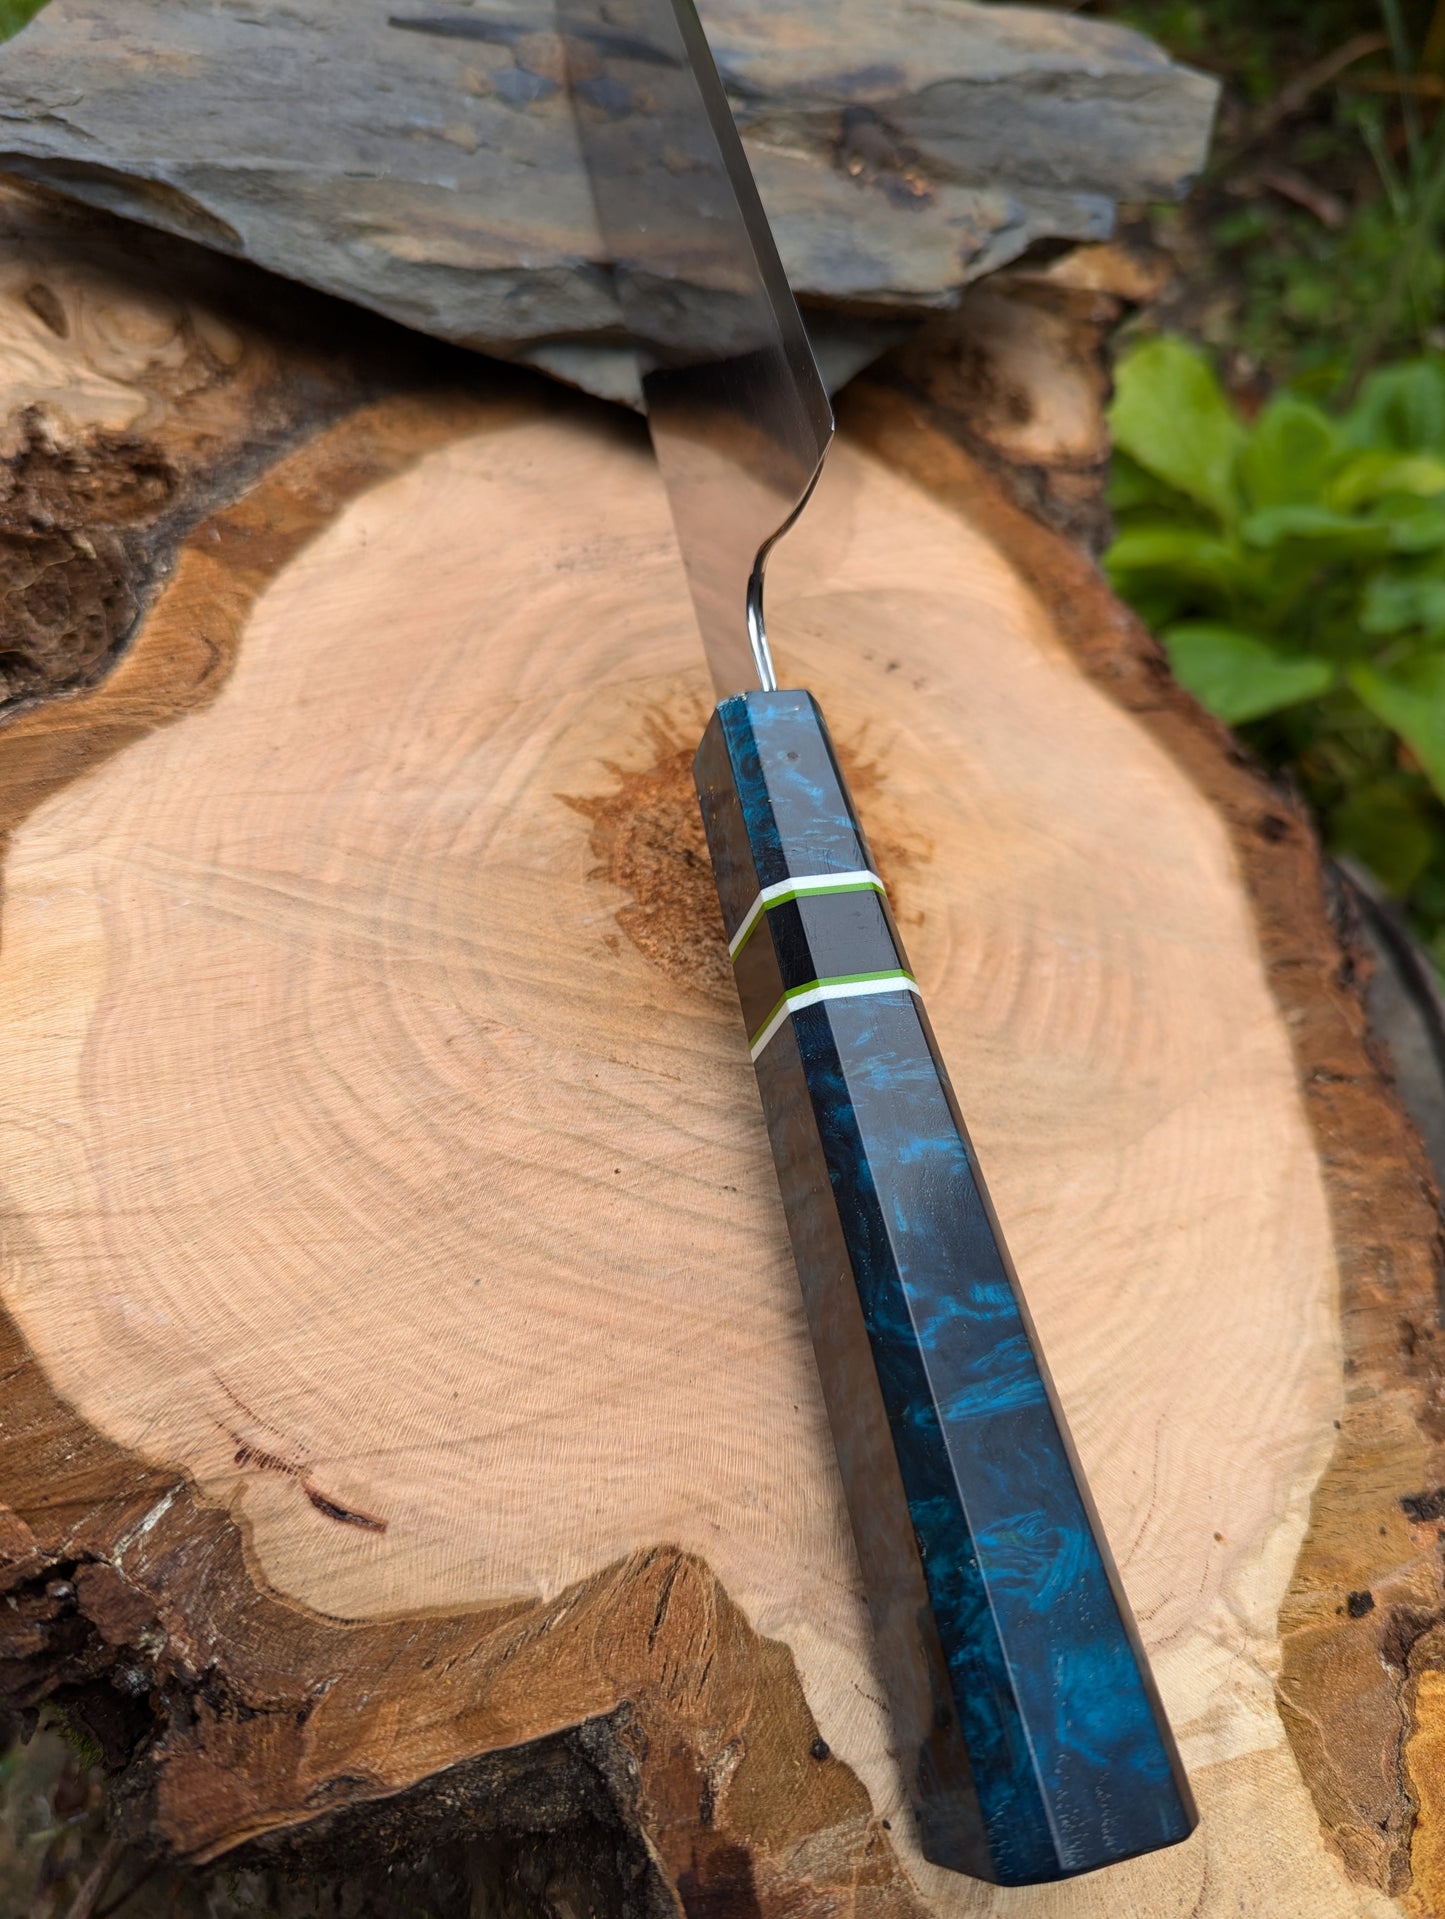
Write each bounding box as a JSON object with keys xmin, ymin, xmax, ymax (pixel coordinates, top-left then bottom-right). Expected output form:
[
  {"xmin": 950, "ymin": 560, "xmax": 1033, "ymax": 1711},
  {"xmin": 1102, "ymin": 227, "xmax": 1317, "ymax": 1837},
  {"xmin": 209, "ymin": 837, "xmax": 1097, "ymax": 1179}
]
[{"xmin": 694, "ymin": 687, "xmax": 1198, "ymax": 1885}]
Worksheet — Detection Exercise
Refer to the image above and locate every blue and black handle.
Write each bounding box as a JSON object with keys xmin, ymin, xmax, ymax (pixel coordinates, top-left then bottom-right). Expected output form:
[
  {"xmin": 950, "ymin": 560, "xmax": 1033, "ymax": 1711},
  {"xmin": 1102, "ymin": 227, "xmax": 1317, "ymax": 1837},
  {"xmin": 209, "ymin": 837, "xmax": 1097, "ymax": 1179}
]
[{"xmin": 694, "ymin": 689, "xmax": 1197, "ymax": 1886}]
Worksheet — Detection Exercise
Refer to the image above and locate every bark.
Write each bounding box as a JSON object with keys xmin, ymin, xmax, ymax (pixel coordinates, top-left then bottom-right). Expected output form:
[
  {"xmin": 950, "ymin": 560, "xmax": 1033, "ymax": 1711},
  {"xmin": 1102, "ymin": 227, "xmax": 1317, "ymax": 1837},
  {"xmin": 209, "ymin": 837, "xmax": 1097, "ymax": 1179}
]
[{"xmin": 0, "ymin": 178, "xmax": 1438, "ymax": 1919}]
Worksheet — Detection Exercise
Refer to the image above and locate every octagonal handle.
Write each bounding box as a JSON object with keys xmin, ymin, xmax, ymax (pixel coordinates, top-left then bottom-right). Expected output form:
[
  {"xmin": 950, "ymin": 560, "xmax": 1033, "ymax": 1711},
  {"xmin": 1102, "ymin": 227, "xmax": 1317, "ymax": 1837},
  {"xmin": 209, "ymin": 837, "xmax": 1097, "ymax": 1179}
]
[{"xmin": 694, "ymin": 689, "xmax": 1196, "ymax": 1887}]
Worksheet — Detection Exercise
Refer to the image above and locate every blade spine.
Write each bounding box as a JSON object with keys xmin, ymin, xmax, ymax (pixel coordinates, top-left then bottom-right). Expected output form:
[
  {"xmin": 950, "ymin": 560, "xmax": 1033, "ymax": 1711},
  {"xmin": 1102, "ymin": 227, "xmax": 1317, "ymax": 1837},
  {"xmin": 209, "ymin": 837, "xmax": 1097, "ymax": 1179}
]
[
  {"xmin": 563, "ymin": 0, "xmax": 834, "ymax": 698},
  {"xmin": 663, "ymin": 0, "xmax": 832, "ymax": 455}
]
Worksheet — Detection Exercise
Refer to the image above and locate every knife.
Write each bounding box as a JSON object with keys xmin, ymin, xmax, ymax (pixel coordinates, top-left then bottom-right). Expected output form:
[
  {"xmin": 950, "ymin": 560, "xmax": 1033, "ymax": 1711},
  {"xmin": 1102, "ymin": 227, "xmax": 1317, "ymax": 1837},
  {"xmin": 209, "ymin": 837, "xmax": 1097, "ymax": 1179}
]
[{"xmin": 560, "ymin": 0, "xmax": 1197, "ymax": 1884}]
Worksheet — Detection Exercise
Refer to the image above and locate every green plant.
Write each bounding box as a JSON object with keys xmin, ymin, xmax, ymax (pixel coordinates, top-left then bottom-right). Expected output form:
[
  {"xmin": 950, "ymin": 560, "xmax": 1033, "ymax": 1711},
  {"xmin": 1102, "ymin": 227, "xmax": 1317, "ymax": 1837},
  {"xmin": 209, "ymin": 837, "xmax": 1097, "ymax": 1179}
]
[
  {"xmin": 1105, "ymin": 334, "xmax": 1445, "ymax": 963},
  {"xmin": 1090, "ymin": 1, "xmax": 1445, "ymax": 396},
  {"xmin": 1341, "ymin": 1, "xmax": 1445, "ymax": 389},
  {"xmin": 0, "ymin": 0, "xmax": 49, "ymax": 42},
  {"xmin": 39, "ymin": 1705, "xmax": 103, "ymax": 1776}
]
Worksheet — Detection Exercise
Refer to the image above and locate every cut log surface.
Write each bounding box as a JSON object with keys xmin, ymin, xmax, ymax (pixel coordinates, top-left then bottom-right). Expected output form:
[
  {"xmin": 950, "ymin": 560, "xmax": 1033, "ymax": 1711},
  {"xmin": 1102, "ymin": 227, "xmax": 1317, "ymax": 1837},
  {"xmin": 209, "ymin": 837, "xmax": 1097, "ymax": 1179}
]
[{"xmin": 0, "ymin": 186, "xmax": 1442, "ymax": 1919}]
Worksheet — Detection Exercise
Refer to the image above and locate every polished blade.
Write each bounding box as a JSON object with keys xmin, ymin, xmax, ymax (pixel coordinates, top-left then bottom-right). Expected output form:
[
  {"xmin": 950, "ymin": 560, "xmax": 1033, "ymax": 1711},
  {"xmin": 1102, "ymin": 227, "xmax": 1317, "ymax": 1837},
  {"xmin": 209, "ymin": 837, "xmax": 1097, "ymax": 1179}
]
[{"xmin": 560, "ymin": 0, "xmax": 833, "ymax": 699}]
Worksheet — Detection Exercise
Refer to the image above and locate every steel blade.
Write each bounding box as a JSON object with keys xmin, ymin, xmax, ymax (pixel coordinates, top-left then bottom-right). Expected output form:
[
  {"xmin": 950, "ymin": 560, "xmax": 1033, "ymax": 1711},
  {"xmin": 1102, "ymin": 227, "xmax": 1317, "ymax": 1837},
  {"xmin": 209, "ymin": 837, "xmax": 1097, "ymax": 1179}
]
[{"xmin": 560, "ymin": 0, "xmax": 833, "ymax": 698}]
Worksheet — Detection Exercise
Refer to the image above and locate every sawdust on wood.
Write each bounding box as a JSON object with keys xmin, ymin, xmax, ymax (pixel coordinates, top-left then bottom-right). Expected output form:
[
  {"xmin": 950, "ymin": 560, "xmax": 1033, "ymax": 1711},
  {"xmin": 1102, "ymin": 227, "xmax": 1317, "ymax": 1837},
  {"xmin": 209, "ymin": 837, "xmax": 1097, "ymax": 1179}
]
[{"xmin": 569, "ymin": 715, "xmax": 923, "ymax": 1004}]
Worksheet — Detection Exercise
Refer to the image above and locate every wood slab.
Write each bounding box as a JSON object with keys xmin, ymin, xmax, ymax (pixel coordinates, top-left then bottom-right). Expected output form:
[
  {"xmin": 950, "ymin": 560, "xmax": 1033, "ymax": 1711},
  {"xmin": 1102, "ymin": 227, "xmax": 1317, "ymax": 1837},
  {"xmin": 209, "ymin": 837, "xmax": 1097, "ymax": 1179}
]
[{"xmin": 0, "ymin": 185, "xmax": 1440, "ymax": 1918}]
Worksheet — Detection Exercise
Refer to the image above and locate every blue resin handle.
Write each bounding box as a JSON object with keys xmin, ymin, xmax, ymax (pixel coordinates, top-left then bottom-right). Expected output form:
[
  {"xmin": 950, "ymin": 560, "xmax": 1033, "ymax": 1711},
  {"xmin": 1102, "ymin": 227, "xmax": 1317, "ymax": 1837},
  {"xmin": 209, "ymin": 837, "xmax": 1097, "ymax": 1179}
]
[{"xmin": 694, "ymin": 689, "xmax": 1196, "ymax": 1887}]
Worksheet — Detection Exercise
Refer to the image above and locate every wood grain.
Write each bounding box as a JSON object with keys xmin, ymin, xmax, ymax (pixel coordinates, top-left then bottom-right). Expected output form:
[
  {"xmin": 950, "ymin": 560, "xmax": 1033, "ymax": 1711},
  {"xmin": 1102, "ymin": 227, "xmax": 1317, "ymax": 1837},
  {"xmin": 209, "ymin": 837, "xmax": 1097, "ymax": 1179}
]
[
  {"xmin": 0, "ymin": 184, "xmax": 1439, "ymax": 1916},
  {"xmin": 846, "ymin": 369, "xmax": 1445, "ymax": 1911},
  {"xmin": 0, "ymin": 175, "xmax": 457, "ymax": 713},
  {"xmin": 0, "ymin": 392, "xmax": 1386, "ymax": 1914}
]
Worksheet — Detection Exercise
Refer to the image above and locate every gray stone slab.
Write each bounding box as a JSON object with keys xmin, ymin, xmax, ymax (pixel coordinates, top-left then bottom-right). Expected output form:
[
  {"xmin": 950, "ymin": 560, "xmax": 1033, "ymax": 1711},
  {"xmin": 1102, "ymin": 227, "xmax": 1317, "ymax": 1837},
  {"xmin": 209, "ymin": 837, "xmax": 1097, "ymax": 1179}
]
[{"xmin": 0, "ymin": 0, "xmax": 1216, "ymax": 397}]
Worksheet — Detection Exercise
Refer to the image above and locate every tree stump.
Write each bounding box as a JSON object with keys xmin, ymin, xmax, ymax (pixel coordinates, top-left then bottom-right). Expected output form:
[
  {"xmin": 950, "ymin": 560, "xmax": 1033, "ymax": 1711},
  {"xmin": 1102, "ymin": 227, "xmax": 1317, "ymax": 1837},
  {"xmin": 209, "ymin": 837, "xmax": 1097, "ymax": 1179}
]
[{"xmin": 0, "ymin": 180, "xmax": 1442, "ymax": 1919}]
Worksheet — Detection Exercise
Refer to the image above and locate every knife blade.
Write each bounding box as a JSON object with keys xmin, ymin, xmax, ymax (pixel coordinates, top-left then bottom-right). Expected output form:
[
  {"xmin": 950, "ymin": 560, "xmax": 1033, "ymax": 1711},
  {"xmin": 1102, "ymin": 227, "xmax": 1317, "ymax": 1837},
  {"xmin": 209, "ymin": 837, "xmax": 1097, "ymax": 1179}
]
[
  {"xmin": 560, "ymin": 0, "xmax": 1197, "ymax": 1884},
  {"xmin": 560, "ymin": 0, "xmax": 830, "ymax": 699}
]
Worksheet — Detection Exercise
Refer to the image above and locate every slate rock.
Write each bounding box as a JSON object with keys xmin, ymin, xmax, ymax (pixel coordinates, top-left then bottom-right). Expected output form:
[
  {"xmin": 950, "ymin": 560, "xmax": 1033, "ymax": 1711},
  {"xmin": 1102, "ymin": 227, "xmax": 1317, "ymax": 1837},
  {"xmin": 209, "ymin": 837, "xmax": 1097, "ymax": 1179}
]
[{"xmin": 0, "ymin": 0, "xmax": 1216, "ymax": 398}]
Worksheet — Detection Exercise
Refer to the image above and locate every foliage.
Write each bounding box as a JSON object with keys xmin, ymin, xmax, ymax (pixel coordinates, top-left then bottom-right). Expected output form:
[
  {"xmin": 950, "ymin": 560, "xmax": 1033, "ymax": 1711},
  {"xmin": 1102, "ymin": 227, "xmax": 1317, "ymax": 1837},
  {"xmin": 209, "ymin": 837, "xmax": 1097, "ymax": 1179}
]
[
  {"xmin": 1198, "ymin": 187, "xmax": 1445, "ymax": 401},
  {"xmin": 42, "ymin": 1706, "xmax": 103, "ymax": 1776},
  {"xmin": 1091, "ymin": 0, "xmax": 1445, "ymax": 395},
  {"xmin": 1097, "ymin": 0, "xmax": 1431, "ymax": 103},
  {"xmin": 1342, "ymin": 3, "xmax": 1445, "ymax": 392},
  {"xmin": 1105, "ymin": 335, "xmax": 1445, "ymax": 962},
  {"xmin": 0, "ymin": 0, "xmax": 49, "ymax": 42}
]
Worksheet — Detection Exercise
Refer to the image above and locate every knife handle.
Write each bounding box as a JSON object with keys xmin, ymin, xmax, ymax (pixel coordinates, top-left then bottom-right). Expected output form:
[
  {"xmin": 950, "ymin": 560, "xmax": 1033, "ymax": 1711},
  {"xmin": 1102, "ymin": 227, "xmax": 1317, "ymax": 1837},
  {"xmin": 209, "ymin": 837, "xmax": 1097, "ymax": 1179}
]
[{"xmin": 694, "ymin": 688, "xmax": 1196, "ymax": 1887}]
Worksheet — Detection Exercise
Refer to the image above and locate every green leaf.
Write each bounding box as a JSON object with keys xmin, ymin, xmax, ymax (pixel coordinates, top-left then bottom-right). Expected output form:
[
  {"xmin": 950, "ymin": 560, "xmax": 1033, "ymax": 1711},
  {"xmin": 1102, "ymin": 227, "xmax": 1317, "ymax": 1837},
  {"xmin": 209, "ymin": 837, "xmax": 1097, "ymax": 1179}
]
[
  {"xmin": 1162, "ymin": 622, "xmax": 1335, "ymax": 724},
  {"xmin": 1329, "ymin": 451, "xmax": 1445, "ymax": 509},
  {"xmin": 1361, "ymin": 570, "xmax": 1445, "ymax": 636},
  {"xmin": 1350, "ymin": 651, "xmax": 1445, "ymax": 800},
  {"xmin": 1331, "ymin": 781, "xmax": 1440, "ymax": 895},
  {"xmin": 0, "ymin": 0, "xmax": 48, "ymax": 40},
  {"xmin": 1368, "ymin": 493, "xmax": 1445, "ymax": 554},
  {"xmin": 1106, "ymin": 449, "xmax": 1175, "ymax": 515},
  {"xmin": 1237, "ymin": 395, "xmax": 1339, "ymax": 510},
  {"xmin": 1105, "ymin": 523, "xmax": 1235, "ymax": 570},
  {"xmin": 1109, "ymin": 337, "xmax": 1244, "ymax": 526},
  {"xmin": 1240, "ymin": 503, "xmax": 1392, "ymax": 553},
  {"xmin": 1340, "ymin": 359, "xmax": 1445, "ymax": 454},
  {"xmin": 1103, "ymin": 524, "xmax": 1244, "ymax": 610}
]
